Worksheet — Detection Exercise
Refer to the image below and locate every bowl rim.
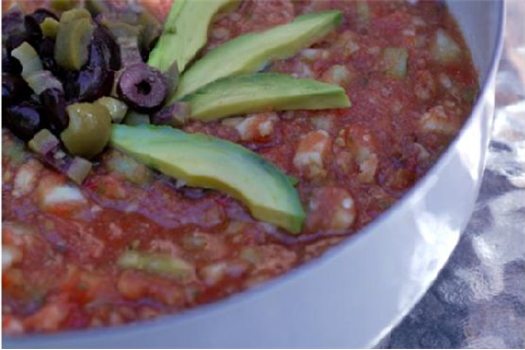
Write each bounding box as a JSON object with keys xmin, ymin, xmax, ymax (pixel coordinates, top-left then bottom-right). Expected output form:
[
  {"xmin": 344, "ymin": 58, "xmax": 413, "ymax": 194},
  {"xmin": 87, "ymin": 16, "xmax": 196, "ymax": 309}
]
[{"xmin": 3, "ymin": 0, "xmax": 506, "ymax": 346}]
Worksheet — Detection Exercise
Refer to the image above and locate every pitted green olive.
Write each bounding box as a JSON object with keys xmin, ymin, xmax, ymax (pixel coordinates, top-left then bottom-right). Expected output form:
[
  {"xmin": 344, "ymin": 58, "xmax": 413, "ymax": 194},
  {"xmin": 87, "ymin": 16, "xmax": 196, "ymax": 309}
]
[
  {"xmin": 61, "ymin": 103, "xmax": 112, "ymax": 159},
  {"xmin": 59, "ymin": 8, "xmax": 91, "ymax": 23},
  {"xmin": 51, "ymin": 0, "xmax": 80, "ymax": 12},
  {"xmin": 54, "ymin": 17, "xmax": 94, "ymax": 70}
]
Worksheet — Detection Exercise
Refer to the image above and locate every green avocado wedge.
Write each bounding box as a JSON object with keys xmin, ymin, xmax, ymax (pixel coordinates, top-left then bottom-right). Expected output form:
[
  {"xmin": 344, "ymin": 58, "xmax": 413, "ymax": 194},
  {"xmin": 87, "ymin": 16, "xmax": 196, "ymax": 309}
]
[
  {"xmin": 148, "ymin": 0, "xmax": 240, "ymax": 73},
  {"xmin": 110, "ymin": 125, "xmax": 305, "ymax": 234},
  {"xmin": 184, "ymin": 73, "xmax": 351, "ymax": 121},
  {"xmin": 172, "ymin": 10, "xmax": 343, "ymax": 101}
]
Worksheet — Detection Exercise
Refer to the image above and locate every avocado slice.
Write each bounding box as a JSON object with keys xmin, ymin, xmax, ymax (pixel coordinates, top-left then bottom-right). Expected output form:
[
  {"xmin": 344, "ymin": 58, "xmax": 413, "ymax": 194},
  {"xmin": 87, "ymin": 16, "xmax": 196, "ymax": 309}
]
[
  {"xmin": 148, "ymin": 0, "xmax": 240, "ymax": 73},
  {"xmin": 172, "ymin": 10, "xmax": 343, "ymax": 101},
  {"xmin": 110, "ymin": 125, "xmax": 305, "ymax": 234},
  {"xmin": 184, "ymin": 73, "xmax": 351, "ymax": 121}
]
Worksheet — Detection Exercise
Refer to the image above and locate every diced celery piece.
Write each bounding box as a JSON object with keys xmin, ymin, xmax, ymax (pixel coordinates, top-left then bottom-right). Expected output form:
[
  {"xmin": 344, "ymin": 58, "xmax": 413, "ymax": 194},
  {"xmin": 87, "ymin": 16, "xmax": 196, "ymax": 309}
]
[
  {"xmin": 104, "ymin": 150, "xmax": 152, "ymax": 185},
  {"xmin": 124, "ymin": 111, "xmax": 150, "ymax": 126},
  {"xmin": 11, "ymin": 42, "xmax": 43, "ymax": 79},
  {"xmin": 117, "ymin": 250, "xmax": 194, "ymax": 282},
  {"xmin": 96, "ymin": 97, "xmax": 129, "ymax": 124}
]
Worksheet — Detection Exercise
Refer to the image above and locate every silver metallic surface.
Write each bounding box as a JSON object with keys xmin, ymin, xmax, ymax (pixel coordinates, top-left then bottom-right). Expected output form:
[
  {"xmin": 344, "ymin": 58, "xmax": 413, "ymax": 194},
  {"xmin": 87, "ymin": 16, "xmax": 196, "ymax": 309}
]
[{"xmin": 3, "ymin": 1, "xmax": 506, "ymax": 348}]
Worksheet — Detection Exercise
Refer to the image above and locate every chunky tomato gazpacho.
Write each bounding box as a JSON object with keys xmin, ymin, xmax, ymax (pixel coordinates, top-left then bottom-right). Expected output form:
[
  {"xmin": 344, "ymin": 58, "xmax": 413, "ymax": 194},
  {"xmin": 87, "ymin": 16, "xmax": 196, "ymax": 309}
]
[{"xmin": 2, "ymin": 0, "xmax": 478, "ymax": 334}]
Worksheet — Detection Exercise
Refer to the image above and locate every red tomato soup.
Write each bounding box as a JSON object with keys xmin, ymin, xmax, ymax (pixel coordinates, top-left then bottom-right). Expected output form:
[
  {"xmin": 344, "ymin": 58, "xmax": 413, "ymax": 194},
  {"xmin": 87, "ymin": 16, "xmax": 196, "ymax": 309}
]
[{"xmin": 2, "ymin": 0, "xmax": 477, "ymax": 334}]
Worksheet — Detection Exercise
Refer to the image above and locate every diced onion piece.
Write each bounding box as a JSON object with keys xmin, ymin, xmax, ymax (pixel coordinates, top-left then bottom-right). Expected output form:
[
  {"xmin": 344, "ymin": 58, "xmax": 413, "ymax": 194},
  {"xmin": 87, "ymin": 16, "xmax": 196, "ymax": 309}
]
[
  {"xmin": 320, "ymin": 64, "xmax": 354, "ymax": 87},
  {"xmin": 234, "ymin": 113, "xmax": 277, "ymax": 142},
  {"xmin": 199, "ymin": 262, "xmax": 228, "ymax": 286},
  {"xmin": 12, "ymin": 159, "xmax": 43, "ymax": 198},
  {"xmin": 42, "ymin": 185, "xmax": 86, "ymax": 207},
  {"xmin": 306, "ymin": 187, "xmax": 356, "ymax": 232},
  {"xmin": 431, "ymin": 29, "xmax": 462, "ymax": 64},
  {"xmin": 383, "ymin": 47, "xmax": 408, "ymax": 78},
  {"xmin": 293, "ymin": 130, "xmax": 331, "ymax": 179},
  {"xmin": 2, "ymin": 246, "xmax": 22, "ymax": 270}
]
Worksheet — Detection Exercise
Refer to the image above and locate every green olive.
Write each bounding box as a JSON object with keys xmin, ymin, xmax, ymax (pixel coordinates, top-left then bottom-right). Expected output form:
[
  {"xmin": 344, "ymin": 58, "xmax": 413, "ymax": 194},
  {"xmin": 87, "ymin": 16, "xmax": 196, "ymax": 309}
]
[
  {"xmin": 61, "ymin": 103, "xmax": 112, "ymax": 159},
  {"xmin": 54, "ymin": 18, "xmax": 94, "ymax": 70},
  {"xmin": 59, "ymin": 8, "xmax": 91, "ymax": 23},
  {"xmin": 51, "ymin": 0, "xmax": 80, "ymax": 12},
  {"xmin": 84, "ymin": 0, "xmax": 108, "ymax": 16}
]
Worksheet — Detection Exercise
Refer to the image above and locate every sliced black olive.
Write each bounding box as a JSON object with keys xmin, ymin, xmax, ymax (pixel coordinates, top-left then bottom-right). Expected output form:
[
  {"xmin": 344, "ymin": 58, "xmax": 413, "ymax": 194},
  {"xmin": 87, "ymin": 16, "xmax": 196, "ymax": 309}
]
[
  {"xmin": 66, "ymin": 66, "xmax": 114, "ymax": 102},
  {"xmin": 90, "ymin": 25, "xmax": 120, "ymax": 70},
  {"xmin": 117, "ymin": 62, "xmax": 168, "ymax": 112},
  {"xmin": 39, "ymin": 37, "xmax": 55, "ymax": 58},
  {"xmin": 24, "ymin": 16, "xmax": 43, "ymax": 42},
  {"xmin": 5, "ymin": 101, "xmax": 46, "ymax": 141},
  {"xmin": 2, "ymin": 74, "xmax": 32, "ymax": 107},
  {"xmin": 2, "ymin": 53, "xmax": 23, "ymax": 75},
  {"xmin": 40, "ymin": 88, "xmax": 69, "ymax": 133},
  {"xmin": 23, "ymin": 10, "xmax": 58, "ymax": 47},
  {"xmin": 30, "ymin": 9, "xmax": 59, "ymax": 23},
  {"xmin": 151, "ymin": 102, "xmax": 191, "ymax": 128},
  {"xmin": 6, "ymin": 33, "xmax": 32, "ymax": 54},
  {"xmin": 63, "ymin": 70, "xmax": 79, "ymax": 100},
  {"xmin": 38, "ymin": 37, "xmax": 60, "ymax": 73}
]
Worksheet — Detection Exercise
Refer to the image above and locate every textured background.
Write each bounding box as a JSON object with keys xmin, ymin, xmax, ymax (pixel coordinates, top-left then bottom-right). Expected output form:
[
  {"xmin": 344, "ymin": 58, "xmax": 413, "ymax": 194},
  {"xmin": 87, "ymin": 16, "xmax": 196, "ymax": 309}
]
[{"xmin": 381, "ymin": 1, "xmax": 525, "ymax": 348}]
